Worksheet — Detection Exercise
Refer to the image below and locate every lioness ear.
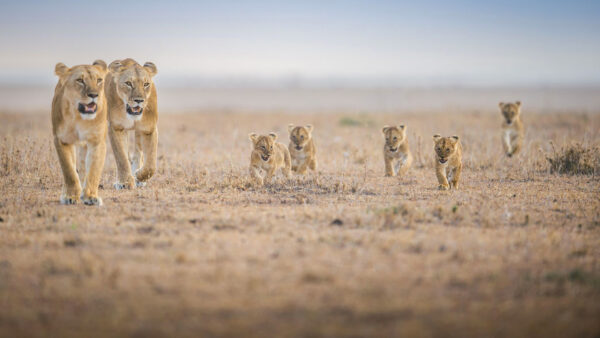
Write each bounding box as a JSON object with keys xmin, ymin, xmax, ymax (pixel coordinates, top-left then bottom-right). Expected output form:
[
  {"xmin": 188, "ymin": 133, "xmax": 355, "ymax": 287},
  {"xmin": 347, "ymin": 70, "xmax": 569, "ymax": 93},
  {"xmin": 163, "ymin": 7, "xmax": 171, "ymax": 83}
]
[
  {"xmin": 55, "ymin": 63, "xmax": 69, "ymax": 77},
  {"xmin": 515, "ymin": 101, "xmax": 521, "ymax": 108},
  {"xmin": 249, "ymin": 133, "xmax": 258, "ymax": 143},
  {"xmin": 433, "ymin": 134, "xmax": 442, "ymax": 142},
  {"xmin": 143, "ymin": 62, "xmax": 158, "ymax": 77},
  {"xmin": 287, "ymin": 124, "xmax": 295, "ymax": 133},
  {"xmin": 498, "ymin": 102, "xmax": 504, "ymax": 108},
  {"xmin": 399, "ymin": 125, "xmax": 406, "ymax": 131},
  {"xmin": 92, "ymin": 60, "xmax": 107, "ymax": 72},
  {"xmin": 451, "ymin": 135, "xmax": 460, "ymax": 141},
  {"xmin": 268, "ymin": 132, "xmax": 277, "ymax": 140},
  {"xmin": 305, "ymin": 124, "xmax": 314, "ymax": 133},
  {"xmin": 109, "ymin": 60, "xmax": 123, "ymax": 73},
  {"xmin": 382, "ymin": 125, "xmax": 390, "ymax": 135}
]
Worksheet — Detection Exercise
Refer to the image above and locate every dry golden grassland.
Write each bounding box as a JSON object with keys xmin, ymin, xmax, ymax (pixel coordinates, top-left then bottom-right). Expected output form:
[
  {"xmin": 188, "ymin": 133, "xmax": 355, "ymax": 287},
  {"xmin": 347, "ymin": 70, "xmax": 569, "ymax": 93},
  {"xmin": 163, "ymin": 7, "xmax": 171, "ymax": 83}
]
[{"xmin": 0, "ymin": 109, "xmax": 599, "ymax": 337}]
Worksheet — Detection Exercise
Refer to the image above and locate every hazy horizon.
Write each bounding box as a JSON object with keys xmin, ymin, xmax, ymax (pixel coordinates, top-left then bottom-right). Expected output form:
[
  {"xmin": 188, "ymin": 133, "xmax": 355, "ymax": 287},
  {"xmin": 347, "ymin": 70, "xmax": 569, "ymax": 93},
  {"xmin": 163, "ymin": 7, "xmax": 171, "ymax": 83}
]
[{"xmin": 1, "ymin": 0, "xmax": 599, "ymax": 86}]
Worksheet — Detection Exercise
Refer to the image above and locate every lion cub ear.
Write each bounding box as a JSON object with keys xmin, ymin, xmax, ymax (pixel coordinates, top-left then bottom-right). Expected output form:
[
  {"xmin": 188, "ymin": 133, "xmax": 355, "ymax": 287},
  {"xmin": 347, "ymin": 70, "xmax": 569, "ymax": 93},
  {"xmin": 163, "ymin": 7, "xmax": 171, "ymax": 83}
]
[
  {"xmin": 55, "ymin": 63, "xmax": 69, "ymax": 77},
  {"xmin": 109, "ymin": 60, "xmax": 123, "ymax": 73},
  {"xmin": 382, "ymin": 125, "xmax": 390, "ymax": 135},
  {"xmin": 305, "ymin": 124, "xmax": 314, "ymax": 134},
  {"xmin": 433, "ymin": 134, "xmax": 442, "ymax": 142},
  {"xmin": 399, "ymin": 125, "xmax": 406, "ymax": 131},
  {"xmin": 249, "ymin": 133, "xmax": 258, "ymax": 143},
  {"xmin": 143, "ymin": 62, "xmax": 158, "ymax": 77},
  {"xmin": 92, "ymin": 60, "xmax": 107, "ymax": 72},
  {"xmin": 451, "ymin": 135, "xmax": 460, "ymax": 141},
  {"xmin": 515, "ymin": 101, "xmax": 522, "ymax": 108},
  {"xmin": 498, "ymin": 102, "xmax": 504, "ymax": 109},
  {"xmin": 287, "ymin": 124, "xmax": 295, "ymax": 133},
  {"xmin": 268, "ymin": 132, "xmax": 278, "ymax": 140}
]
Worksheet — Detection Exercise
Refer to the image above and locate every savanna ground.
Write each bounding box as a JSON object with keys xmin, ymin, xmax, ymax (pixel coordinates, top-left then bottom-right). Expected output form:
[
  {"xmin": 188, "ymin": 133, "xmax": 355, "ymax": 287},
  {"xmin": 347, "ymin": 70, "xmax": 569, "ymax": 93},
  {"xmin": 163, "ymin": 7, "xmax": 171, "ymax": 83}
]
[{"xmin": 1, "ymin": 108, "xmax": 599, "ymax": 337}]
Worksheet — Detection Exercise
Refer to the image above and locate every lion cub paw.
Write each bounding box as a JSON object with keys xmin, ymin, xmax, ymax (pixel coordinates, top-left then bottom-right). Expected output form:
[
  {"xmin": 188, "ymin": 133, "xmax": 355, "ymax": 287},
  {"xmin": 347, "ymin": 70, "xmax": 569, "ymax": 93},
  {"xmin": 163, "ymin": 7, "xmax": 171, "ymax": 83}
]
[
  {"xmin": 438, "ymin": 184, "xmax": 450, "ymax": 191},
  {"xmin": 113, "ymin": 182, "xmax": 133, "ymax": 190},
  {"xmin": 81, "ymin": 196, "xmax": 103, "ymax": 206},
  {"xmin": 135, "ymin": 180, "xmax": 147, "ymax": 188}
]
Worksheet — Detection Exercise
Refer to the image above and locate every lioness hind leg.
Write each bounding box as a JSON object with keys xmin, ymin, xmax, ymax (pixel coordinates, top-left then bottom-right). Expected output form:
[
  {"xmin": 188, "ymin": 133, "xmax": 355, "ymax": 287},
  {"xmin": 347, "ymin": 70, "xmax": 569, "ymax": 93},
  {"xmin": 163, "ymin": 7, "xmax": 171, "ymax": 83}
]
[
  {"xmin": 54, "ymin": 137, "xmax": 81, "ymax": 204},
  {"xmin": 134, "ymin": 128, "xmax": 157, "ymax": 185}
]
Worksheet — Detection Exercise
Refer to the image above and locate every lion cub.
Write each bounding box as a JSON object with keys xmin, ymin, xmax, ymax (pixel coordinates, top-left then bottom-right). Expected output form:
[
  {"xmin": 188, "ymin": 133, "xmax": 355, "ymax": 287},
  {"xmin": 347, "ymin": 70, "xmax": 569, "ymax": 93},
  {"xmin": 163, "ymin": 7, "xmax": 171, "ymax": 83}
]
[
  {"xmin": 382, "ymin": 125, "xmax": 413, "ymax": 177},
  {"xmin": 433, "ymin": 135, "xmax": 463, "ymax": 190},
  {"xmin": 288, "ymin": 124, "xmax": 317, "ymax": 174},
  {"xmin": 249, "ymin": 132, "xmax": 292, "ymax": 185},
  {"xmin": 499, "ymin": 101, "xmax": 524, "ymax": 157}
]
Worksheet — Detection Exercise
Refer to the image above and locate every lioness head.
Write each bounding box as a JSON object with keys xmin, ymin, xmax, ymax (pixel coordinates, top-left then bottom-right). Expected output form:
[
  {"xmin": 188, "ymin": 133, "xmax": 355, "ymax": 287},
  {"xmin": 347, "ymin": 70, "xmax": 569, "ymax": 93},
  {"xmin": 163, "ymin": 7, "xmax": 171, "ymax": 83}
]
[
  {"xmin": 498, "ymin": 101, "xmax": 521, "ymax": 125},
  {"xmin": 382, "ymin": 125, "xmax": 407, "ymax": 152},
  {"xmin": 288, "ymin": 124, "xmax": 313, "ymax": 151},
  {"xmin": 54, "ymin": 60, "xmax": 107, "ymax": 120},
  {"xmin": 433, "ymin": 135, "xmax": 460, "ymax": 164},
  {"xmin": 249, "ymin": 132, "xmax": 277, "ymax": 161},
  {"xmin": 109, "ymin": 59, "xmax": 157, "ymax": 120}
]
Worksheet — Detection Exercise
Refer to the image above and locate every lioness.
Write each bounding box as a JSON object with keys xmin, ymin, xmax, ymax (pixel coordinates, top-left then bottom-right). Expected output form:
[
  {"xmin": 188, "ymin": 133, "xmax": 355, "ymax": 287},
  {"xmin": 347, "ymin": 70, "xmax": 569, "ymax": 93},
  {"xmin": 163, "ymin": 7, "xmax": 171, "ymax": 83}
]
[
  {"xmin": 433, "ymin": 135, "xmax": 463, "ymax": 190},
  {"xmin": 499, "ymin": 101, "xmax": 524, "ymax": 157},
  {"xmin": 382, "ymin": 125, "xmax": 412, "ymax": 177},
  {"xmin": 52, "ymin": 60, "xmax": 108, "ymax": 205},
  {"xmin": 249, "ymin": 132, "xmax": 291, "ymax": 185},
  {"xmin": 105, "ymin": 59, "xmax": 158, "ymax": 189},
  {"xmin": 287, "ymin": 124, "xmax": 317, "ymax": 174}
]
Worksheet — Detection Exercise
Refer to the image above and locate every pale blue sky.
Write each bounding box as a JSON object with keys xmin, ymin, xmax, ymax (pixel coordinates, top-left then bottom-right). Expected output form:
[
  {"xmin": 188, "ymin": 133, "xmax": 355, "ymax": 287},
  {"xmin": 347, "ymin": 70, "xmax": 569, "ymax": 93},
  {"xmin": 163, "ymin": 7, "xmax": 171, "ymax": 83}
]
[{"xmin": 0, "ymin": 0, "xmax": 599, "ymax": 85}]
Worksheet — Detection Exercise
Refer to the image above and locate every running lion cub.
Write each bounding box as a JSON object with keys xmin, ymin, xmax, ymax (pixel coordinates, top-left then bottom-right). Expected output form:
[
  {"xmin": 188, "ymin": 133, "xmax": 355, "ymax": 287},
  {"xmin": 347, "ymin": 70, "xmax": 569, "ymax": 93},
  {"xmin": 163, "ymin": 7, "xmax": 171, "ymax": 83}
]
[
  {"xmin": 499, "ymin": 101, "xmax": 524, "ymax": 157},
  {"xmin": 382, "ymin": 125, "xmax": 413, "ymax": 177},
  {"xmin": 287, "ymin": 124, "xmax": 317, "ymax": 174},
  {"xmin": 249, "ymin": 132, "xmax": 292, "ymax": 185},
  {"xmin": 433, "ymin": 135, "xmax": 462, "ymax": 190}
]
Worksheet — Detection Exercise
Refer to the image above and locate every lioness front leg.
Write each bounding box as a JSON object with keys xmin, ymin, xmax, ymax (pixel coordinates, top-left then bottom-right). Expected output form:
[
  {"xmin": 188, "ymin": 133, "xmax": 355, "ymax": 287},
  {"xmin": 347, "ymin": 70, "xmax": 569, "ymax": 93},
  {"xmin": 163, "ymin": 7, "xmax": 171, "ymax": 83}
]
[
  {"xmin": 131, "ymin": 129, "xmax": 144, "ymax": 176},
  {"xmin": 109, "ymin": 126, "xmax": 135, "ymax": 189},
  {"xmin": 54, "ymin": 137, "xmax": 81, "ymax": 204},
  {"xmin": 384, "ymin": 157, "xmax": 395, "ymax": 177},
  {"xmin": 436, "ymin": 167, "xmax": 449, "ymax": 190},
  {"xmin": 134, "ymin": 128, "xmax": 157, "ymax": 186},
  {"xmin": 77, "ymin": 144, "xmax": 87, "ymax": 186},
  {"xmin": 81, "ymin": 140, "xmax": 106, "ymax": 205}
]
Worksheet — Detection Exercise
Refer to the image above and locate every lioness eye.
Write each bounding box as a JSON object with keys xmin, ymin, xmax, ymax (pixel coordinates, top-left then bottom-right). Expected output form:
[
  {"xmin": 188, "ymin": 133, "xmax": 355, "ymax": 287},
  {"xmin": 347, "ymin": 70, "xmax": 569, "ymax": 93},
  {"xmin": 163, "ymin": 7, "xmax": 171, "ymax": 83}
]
[
  {"xmin": 97, "ymin": 78, "xmax": 102, "ymax": 84},
  {"xmin": 446, "ymin": 148, "xmax": 450, "ymax": 151},
  {"xmin": 393, "ymin": 136, "xmax": 397, "ymax": 140},
  {"xmin": 144, "ymin": 82, "xmax": 150, "ymax": 88},
  {"xmin": 125, "ymin": 81, "xmax": 133, "ymax": 87},
  {"xmin": 76, "ymin": 78, "xmax": 84, "ymax": 84},
  {"xmin": 300, "ymin": 135, "xmax": 304, "ymax": 139}
]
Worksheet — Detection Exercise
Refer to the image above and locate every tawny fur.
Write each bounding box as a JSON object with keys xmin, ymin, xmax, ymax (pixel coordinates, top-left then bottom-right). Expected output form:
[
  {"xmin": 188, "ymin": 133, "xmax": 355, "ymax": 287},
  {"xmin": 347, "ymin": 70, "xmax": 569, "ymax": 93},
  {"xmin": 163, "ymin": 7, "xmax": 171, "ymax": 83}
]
[
  {"xmin": 249, "ymin": 133, "xmax": 291, "ymax": 185},
  {"xmin": 382, "ymin": 125, "xmax": 413, "ymax": 177},
  {"xmin": 52, "ymin": 60, "xmax": 108, "ymax": 206},
  {"xmin": 499, "ymin": 101, "xmax": 524, "ymax": 157},
  {"xmin": 105, "ymin": 58, "xmax": 158, "ymax": 189},
  {"xmin": 287, "ymin": 124, "xmax": 317, "ymax": 174},
  {"xmin": 433, "ymin": 135, "xmax": 463, "ymax": 190}
]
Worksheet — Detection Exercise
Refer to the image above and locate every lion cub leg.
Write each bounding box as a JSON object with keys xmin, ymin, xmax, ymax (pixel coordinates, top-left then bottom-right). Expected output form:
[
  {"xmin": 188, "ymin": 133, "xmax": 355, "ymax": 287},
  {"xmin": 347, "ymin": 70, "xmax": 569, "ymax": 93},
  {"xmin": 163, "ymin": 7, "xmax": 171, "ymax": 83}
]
[
  {"xmin": 109, "ymin": 127, "xmax": 135, "ymax": 189},
  {"xmin": 249, "ymin": 166, "xmax": 264, "ymax": 186},
  {"xmin": 510, "ymin": 134, "xmax": 522, "ymax": 156},
  {"xmin": 264, "ymin": 167, "xmax": 276, "ymax": 184},
  {"xmin": 384, "ymin": 156, "xmax": 396, "ymax": 177},
  {"xmin": 134, "ymin": 128, "xmax": 157, "ymax": 186},
  {"xmin": 436, "ymin": 165, "xmax": 449, "ymax": 190},
  {"xmin": 81, "ymin": 140, "xmax": 106, "ymax": 205},
  {"xmin": 449, "ymin": 165, "xmax": 461, "ymax": 189},
  {"xmin": 282, "ymin": 148, "xmax": 292, "ymax": 178},
  {"xmin": 54, "ymin": 138, "xmax": 81, "ymax": 204},
  {"xmin": 308, "ymin": 157, "xmax": 317, "ymax": 171}
]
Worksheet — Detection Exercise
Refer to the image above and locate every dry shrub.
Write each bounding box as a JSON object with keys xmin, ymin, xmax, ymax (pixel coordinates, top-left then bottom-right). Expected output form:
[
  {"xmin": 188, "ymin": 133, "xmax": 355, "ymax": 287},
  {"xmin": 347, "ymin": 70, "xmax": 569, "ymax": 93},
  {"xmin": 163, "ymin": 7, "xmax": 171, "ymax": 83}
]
[{"xmin": 546, "ymin": 142, "xmax": 600, "ymax": 175}]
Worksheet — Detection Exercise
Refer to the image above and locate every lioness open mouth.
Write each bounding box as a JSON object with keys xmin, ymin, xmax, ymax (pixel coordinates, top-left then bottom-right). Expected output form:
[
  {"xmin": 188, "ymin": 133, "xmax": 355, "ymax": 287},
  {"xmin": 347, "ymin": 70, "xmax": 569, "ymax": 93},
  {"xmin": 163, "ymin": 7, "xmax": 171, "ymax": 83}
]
[
  {"xmin": 126, "ymin": 104, "xmax": 143, "ymax": 116},
  {"xmin": 261, "ymin": 155, "xmax": 270, "ymax": 161},
  {"xmin": 78, "ymin": 102, "xmax": 97, "ymax": 114}
]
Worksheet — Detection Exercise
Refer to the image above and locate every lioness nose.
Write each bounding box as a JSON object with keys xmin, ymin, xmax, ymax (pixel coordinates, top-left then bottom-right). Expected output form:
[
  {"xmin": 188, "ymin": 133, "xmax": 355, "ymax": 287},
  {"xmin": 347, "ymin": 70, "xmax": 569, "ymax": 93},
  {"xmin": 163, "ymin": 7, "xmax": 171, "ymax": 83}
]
[
  {"xmin": 87, "ymin": 93, "xmax": 98, "ymax": 98},
  {"xmin": 134, "ymin": 99, "xmax": 144, "ymax": 103}
]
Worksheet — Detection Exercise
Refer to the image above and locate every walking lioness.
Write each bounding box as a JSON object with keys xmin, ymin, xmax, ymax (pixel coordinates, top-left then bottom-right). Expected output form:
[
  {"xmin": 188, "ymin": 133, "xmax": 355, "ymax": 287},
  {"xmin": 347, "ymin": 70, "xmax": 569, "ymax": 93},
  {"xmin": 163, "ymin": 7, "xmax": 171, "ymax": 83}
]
[
  {"xmin": 433, "ymin": 135, "xmax": 463, "ymax": 190},
  {"xmin": 52, "ymin": 60, "xmax": 108, "ymax": 205},
  {"xmin": 288, "ymin": 124, "xmax": 317, "ymax": 174},
  {"xmin": 382, "ymin": 125, "xmax": 412, "ymax": 177},
  {"xmin": 499, "ymin": 101, "xmax": 524, "ymax": 157},
  {"xmin": 105, "ymin": 59, "xmax": 158, "ymax": 189},
  {"xmin": 249, "ymin": 132, "xmax": 292, "ymax": 185}
]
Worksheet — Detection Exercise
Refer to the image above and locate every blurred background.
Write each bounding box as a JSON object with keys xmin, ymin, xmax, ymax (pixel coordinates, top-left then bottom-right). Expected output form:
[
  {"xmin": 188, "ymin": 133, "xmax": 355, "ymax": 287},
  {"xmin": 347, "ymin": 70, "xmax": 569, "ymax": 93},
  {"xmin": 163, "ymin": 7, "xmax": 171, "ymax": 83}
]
[{"xmin": 0, "ymin": 0, "xmax": 599, "ymax": 114}]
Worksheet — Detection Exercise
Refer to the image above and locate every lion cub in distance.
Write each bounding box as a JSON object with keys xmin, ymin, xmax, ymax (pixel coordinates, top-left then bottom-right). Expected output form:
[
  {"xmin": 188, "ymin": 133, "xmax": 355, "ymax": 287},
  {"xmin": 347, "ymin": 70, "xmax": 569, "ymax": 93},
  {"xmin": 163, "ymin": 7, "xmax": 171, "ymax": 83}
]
[
  {"xmin": 288, "ymin": 124, "xmax": 317, "ymax": 174},
  {"xmin": 382, "ymin": 125, "xmax": 413, "ymax": 177},
  {"xmin": 499, "ymin": 101, "xmax": 524, "ymax": 157},
  {"xmin": 433, "ymin": 135, "xmax": 462, "ymax": 190},
  {"xmin": 249, "ymin": 132, "xmax": 292, "ymax": 185}
]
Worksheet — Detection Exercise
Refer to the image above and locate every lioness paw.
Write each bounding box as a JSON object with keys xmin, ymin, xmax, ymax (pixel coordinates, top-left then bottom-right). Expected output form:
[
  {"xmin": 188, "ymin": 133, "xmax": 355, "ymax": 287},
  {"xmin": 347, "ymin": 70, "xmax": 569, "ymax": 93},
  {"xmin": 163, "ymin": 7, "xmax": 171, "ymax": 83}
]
[
  {"xmin": 81, "ymin": 196, "xmax": 103, "ymax": 206},
  {"xmin": 114, "ymin": 182, "xmax": 132, "ymax": 190},
  {"xmin": 135, "ymin": 180, "xmax": 147, "ymax": 188},
  {"xmin": 438, "ymin": 184, "xmax": 449, "ymax": 191},
  {"xmin": 60, "ymin": 196, "xmax": 78, "ymax": 205}
]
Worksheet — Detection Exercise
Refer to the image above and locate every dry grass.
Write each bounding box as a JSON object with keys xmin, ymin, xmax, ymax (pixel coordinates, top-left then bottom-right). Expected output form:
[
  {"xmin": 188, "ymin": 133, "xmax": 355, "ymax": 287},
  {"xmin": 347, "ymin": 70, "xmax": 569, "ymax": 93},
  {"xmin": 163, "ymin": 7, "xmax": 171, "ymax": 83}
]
[
  {"xmin": 546, "ymin": 142, "xmax": 600, "ymax": 175},
  {"xmin": 0, "ymin": 110, "xmax": 599, "ymax": 337}
]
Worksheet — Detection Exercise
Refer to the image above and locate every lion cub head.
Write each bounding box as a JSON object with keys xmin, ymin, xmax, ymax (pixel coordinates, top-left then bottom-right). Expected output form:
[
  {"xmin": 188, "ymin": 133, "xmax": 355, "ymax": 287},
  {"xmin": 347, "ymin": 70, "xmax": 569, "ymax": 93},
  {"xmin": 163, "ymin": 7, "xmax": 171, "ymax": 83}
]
[
  {"xmin": 288, "ymin": 124, "xmax": 313, "ymax": 151},
  {"xmin": 498, "ymin": 101, "xmax": 521, "ymax": 125},
  {"xmin": 108, "ymin": 58, "xmax": 157, "ymax": 120},
  {"xmin": 54, "ymin": 60, "xmax": 107, "ymax": 120},
  {"xmin": 433, "ymin": 135, "xmax": 460, "ymax": 164},
  {"xmin": 249, "ymin": 132, "xmax": 277, "ymax": 161},
  {"xmin": 382, "ymin": 125, "xmax": 407, "ymax": 152}
]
